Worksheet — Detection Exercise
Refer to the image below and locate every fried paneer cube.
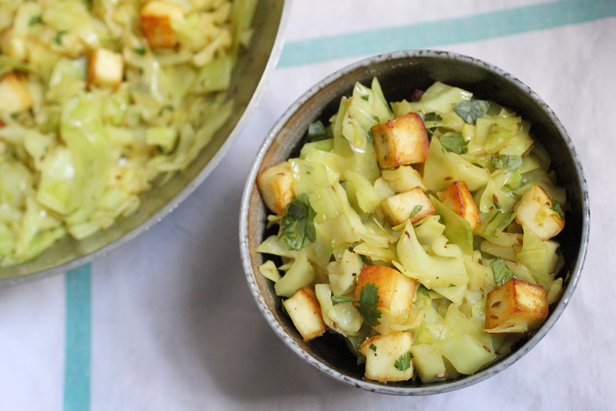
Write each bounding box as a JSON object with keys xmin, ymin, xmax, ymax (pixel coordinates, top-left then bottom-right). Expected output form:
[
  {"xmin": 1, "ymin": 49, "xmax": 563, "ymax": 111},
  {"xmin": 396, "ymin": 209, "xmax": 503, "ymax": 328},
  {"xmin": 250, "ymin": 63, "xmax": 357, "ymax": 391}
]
[
  {"xmin": 257, "ymin": 161, "xmax": 295, "ymax": 215},
  {"xmin": 372, "ymin": 113, "xmax": 429, "ymax": 169},
  {"xmin": 0, "ymin": 72, "xmax": 32, "ymax": 114},
  {"xmin": 514, "ymin": 183, "xmax": 565, "ymax": 240},
  {"xmin": 354, "ymin": 265, "xmax": 416, "ymax": 317},
  {"xmin": 485, "ymin": 278, "xmax": 549, "ymax": 333},
  {"xmin": 284, "ymin": 286, "xmax": 328, "ymax": 342},
  {"xmin": 140, "ymin": 1, "xmax": 185, "ymax": 48},
  {"xmin": 380, "ymin": 186, "xmax": 436, "ymax": 226},
  {"xmin": 88, "ymin": 49, "xmax": 124, "ymax": 89},
  {"xmin": 437, "ymin": 180, "xmax": 481, "ymax": 230},
  {"xmin": 360, "ymin": 332, "xmax": 414, "ymax": 382}
]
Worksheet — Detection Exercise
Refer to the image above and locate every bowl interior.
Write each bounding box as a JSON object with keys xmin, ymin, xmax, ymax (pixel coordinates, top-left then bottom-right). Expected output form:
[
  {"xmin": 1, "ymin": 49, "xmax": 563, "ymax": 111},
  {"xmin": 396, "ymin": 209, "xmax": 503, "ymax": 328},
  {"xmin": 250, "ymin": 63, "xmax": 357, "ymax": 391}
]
[
  {"xmin": 244, "ymin": 51, "xmax": 588, "ymax": 393},
  {"xmin": 1, "ymin": 0, "xmax": 287, "ymax": 284}
]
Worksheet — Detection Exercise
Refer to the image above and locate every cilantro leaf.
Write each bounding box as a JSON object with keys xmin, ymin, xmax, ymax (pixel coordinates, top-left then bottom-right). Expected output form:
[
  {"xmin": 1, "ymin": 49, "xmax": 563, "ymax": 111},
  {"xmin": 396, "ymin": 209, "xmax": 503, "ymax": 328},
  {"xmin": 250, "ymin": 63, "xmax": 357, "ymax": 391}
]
[
  {"xmin": 394, "ymin": 352, "xmax": 412, "ymax": 371},
  {"xmin": 440, "ymin": 133, "xmax": 468, "ymax": 155},
  {"xmin": 54, "ymin": 30, "xmax": 68, "ymax": 45},
  {"xmin": 551, "ymin": 200, "xmax": 565, "ymax": 219},
  {"xmin": 134, "ymin": 47, "xmax": 147, "ymax": 56},
  {"xmin": 29, "ymin": 15, "xmax": 43, "ymax": 26},
  {"xmin": 418, "ymin": 285, "xmax": 431, "ymax": 298},
  {"xmin": 423, "ymin": 112, "xmax": 442, "ymax": 123},
  {"xmin": 409, "ymin": 205, "xmax": 423, "ymax": 219},
  {"xmin": 491, "ymin": 257, "xmax": 515, "ymax": 287},
  {"xmin": 369, "ymin": 343, "xmax": 377, "ymax": 352},
  {"xmin": 491, "ymin": 155, "xmax": 522, "ymax": 171},
  {"xmin": 453, "ymin": 100, "xmax": 490, "ymax": 125},
  {"xmin": 361, "ymin": 94, "xmax": 370, "ymax": 102},
  {"xmin": 280, "ymin": 193, "xmax": 317, "ymax": 250},
  {"xmin": 356, "ymin": 283, "xmax": 381, "ymax": 326},
  {"xmin": 331, "ymin": 282, "xmax": 382, "ymax": 326},
  {"xmin": 306, "ymin": 120, "xmax": 332, "ymax": 142}
]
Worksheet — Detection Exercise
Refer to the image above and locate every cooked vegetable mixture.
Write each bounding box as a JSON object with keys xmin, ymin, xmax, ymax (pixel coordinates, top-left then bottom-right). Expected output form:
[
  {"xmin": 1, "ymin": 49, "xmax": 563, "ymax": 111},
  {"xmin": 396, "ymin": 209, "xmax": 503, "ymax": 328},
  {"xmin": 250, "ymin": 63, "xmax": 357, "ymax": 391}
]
[
  {"xmin": 0, "ymin": 0, "xmax": 256, "ymax": 265},
  {"xmin": 256, "ymin": 79, "xmax": 566, "ymax": 383}
]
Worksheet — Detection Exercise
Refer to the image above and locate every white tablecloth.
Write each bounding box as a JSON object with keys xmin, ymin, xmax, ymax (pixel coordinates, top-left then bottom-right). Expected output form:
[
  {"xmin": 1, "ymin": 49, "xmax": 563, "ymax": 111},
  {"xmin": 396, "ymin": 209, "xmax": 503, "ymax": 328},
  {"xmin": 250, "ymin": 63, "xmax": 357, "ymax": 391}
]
[{"xmin": 1, "ymin": 1, "xmax": 614, "ymax": 409}]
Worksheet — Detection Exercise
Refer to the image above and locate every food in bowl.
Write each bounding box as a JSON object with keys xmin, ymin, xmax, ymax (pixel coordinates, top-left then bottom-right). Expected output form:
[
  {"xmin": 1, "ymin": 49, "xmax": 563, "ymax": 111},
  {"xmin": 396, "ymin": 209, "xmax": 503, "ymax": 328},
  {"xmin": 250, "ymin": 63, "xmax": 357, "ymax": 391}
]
[
  {"xmin": 0, "ymin": 0, "xmax": 256, "ymax": 266},
  {"xmin": 254, "ymin": 78, "xmax": 567, "ymax": 384}
]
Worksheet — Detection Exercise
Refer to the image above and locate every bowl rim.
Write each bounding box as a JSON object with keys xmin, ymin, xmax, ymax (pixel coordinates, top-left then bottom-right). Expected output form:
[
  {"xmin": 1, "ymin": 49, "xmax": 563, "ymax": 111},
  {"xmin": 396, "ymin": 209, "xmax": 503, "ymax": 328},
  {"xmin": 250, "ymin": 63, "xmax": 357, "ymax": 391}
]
[
  {"xmin": 1, "ymin": 0, "xmax": 293, "ymax": 287},
  {"xmin": 239, "ymin": 49, "xmax": 590, "ymax": 395}
]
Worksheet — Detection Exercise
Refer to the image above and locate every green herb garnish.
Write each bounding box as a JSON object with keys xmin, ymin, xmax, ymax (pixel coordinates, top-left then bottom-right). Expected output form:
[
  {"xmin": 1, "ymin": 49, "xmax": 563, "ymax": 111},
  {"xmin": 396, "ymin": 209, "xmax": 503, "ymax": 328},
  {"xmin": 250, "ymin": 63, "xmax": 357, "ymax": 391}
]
[
  {"xmin": 394, "ymin": 352, "xmax": 412, "ymax": 371},
  {"xmin": 551, "ymin": 200, "xmax": 565, "ymax": 219},
  {"xmin": 54, "ymin": 30, "xmax": 68, "ymax": 45},
  {"xmin": 28, "ymin": 15, "xmax": 43, "ymax": 26},
  {"xmin": 332, "ymin": 283, "xmax": 382, "ymax": 326},
  {"xmin": 306, "ymin": 120, "xmax": 332, "ymax": 142},
  {"xmin": 491, "ymin": 257, "xmax": 515, "ymax": 287},
  {"xmin": 361, "ymin": 94, "xmax": 370, "ymax": 102},
  {"xmin": 369, "ymin": 343, "xmax": 377, "ymax": 352},
  {"xmin": 453, "ymin": 100, "xmax": 490, "ymax": 125},
  {"xmin": 134, "ymin": 47, "xmax": 147, "ymax": 56},
  {"xmin": 280, "ymin": 193, "xmax": 317, "ymax": 250},
  {"xmin": 491, "ymin": 155, "xmax": 522, "ymax": 171},
  {"xmin": 409, "ymin": 205, "xmax": 423, "ymax": 219},
  {"xmin": 440, "ymin": 133, "xmax": 468, "ymax": 155},
  {"xmin": 418, "ymin": 285, "xmax": 431, "ymax": 298}
]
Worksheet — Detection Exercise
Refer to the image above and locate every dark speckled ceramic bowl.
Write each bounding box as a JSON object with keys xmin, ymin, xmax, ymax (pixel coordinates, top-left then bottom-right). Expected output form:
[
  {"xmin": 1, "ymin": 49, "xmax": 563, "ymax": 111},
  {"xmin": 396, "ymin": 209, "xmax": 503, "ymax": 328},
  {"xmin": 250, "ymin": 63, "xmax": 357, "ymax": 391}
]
[{"xmin": 239, "ymin": 50, "xmax": 590, "ymax": 395}]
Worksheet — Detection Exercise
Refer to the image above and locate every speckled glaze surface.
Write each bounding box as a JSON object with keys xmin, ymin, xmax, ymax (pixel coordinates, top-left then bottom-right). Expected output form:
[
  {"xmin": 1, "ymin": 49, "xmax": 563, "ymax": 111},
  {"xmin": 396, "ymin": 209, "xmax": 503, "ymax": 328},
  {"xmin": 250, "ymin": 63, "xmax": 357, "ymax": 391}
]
[
  {"xmin": 1, "ymin": 0, "xmax": 291, "ymax": 286},
  {"xmin": 239, "ymin": 50, "xmax": 590, "ymax": 395}
]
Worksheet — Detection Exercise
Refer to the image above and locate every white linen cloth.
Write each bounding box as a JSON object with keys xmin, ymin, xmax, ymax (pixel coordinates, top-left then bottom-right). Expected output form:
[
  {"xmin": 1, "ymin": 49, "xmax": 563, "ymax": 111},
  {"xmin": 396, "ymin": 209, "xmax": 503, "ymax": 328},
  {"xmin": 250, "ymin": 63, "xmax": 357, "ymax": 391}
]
[{"xmin": 0, "ymin": 1, "xmax": 614, "ymax": 409}]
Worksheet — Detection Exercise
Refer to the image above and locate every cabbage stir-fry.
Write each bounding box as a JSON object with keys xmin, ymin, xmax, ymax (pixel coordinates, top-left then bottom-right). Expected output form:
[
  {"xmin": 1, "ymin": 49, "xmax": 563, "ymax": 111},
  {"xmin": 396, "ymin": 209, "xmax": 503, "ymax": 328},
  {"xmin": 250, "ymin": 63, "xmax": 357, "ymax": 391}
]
[
  {"xmin": 256, "ymin": 79, "xmax": 566, "ymax": 383},
  {"xmin": 0, "ymin": 0, "xmax": 256, "ymax": 265}
]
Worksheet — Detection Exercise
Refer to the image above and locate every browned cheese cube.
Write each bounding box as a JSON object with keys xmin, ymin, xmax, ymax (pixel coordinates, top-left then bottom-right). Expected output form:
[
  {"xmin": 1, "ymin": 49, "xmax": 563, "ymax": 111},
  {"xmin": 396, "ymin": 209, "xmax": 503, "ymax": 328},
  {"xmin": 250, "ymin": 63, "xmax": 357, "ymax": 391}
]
[
  {"xmin": 485, "ymin": 278, "xmax": 549, "ymax": 334},
  {"xmin": 354, "ymin": 265, "xmax": 416, "ymax": 315},
  {"xmin": 257, "ymin": 161, "xmax": 295, "ymax": 215},
  {"xmin": 514, "ymin": 183, "xmax": 565, "ymax": 240},
  {"xmin": 87, "ymin": 49, "xmax": 124, "ymax": 89},
  {"xmin": 359, "ymin": 332, "xmax": 414, "ymax": 382},
  {"xmin": 380, "ymin": 186, "xmax": 436, "ymax": 226},
  {"xmin": 283, "ymin": 286, "xmax": 328, "ymax": 342},
  {"xmin": 372, "ymin": 113, "xmax": 429, "ymax": 169},
  {"xmin": 437, "ymin": 180, "xmax": 481, "ymax": 230},
  {"xmin": 140, "ymin": 1, "xmax": 184, "ymax": 48}
]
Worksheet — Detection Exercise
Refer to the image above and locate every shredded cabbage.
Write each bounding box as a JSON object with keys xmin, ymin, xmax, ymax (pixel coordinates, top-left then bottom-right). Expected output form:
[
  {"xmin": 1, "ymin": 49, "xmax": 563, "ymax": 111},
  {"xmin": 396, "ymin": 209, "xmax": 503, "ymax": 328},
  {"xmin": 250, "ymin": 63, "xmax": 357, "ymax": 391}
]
[
  {"xmin": 0, "ymin": 0, "xmax": 256, "ymax": 265},
  {"xmin": 256, "ymin": 78, "xmax": 568, "ymax": 384}
]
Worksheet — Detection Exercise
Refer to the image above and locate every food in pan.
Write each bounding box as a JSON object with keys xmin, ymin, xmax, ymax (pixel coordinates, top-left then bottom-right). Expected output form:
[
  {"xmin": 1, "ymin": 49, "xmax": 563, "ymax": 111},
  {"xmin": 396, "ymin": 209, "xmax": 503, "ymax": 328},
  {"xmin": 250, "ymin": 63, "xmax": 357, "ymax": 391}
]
[{"xmin": 0, "ymin": 0, "xmax": 256, "ymax": 265}]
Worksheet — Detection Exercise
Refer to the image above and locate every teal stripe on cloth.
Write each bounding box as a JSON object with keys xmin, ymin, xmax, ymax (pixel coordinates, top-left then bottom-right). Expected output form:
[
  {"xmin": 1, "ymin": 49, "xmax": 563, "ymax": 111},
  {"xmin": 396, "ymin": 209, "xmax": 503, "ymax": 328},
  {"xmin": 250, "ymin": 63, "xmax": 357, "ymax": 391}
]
[
  {"xmin": 278, "ymin": 0, "xmax": 616, "ymax": 67},
  {"xmin": 64, "ymin": 265, "xmax": 91, "ymax": 411}
]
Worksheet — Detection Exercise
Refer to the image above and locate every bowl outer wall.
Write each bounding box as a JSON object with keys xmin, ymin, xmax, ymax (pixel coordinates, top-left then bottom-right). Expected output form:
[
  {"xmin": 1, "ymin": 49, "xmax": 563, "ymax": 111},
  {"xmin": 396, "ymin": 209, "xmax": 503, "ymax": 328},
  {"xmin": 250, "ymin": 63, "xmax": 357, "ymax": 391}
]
[
  {"xmin": 239, "ymin": 49, "xmax": 590, "ymax": 395},
  {"xmin": 0, "ymin": 0, "xmax": 292, "ymax": 286}
]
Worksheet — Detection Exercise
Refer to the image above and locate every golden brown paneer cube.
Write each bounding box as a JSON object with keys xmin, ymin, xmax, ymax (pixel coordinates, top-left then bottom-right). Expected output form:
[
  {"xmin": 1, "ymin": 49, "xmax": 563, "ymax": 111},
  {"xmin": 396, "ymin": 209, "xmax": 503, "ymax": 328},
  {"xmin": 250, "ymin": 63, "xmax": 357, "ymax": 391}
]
[
  {"xmin": 437, "ymin": 180, "xmax": 481, "ymax": 230},
  {"xmin": 372, "ymin": 113, "xmax": 429, "ymax": 169},
  {"xmin": 283, "ymin": 286, "xmax": 328, "ymax": 342},
  {"xmin": 380, "ymin": 186, "xmax": 436, "ymax": 226},
  {"xmin": 514, "ymin": 183, "xmax": 565, "ymax": 240},
  {"xmin": 140, "ymin": 1, "xmax": 184, "ymax": 48},
  {"xmin": 88, "ymin": 49, "xmax": 124, "ymax": 89},
  {"xmin": 257, "ymin": 161, "xmax": 295, "ymax": 215},
  {"xmin": 354, "ymin": 265, "xmax": 417, "ymax": 316},
  {"xmin": 485, "ymin": 278, "xmax": 548, "ymax": 333},
  {"xmin": 0, "ymin": 72, "xmax": 32, "ymax": 114},
  {"xmin": 359, "ymin": 332, "xmax": 414, "ymax": 382}
]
